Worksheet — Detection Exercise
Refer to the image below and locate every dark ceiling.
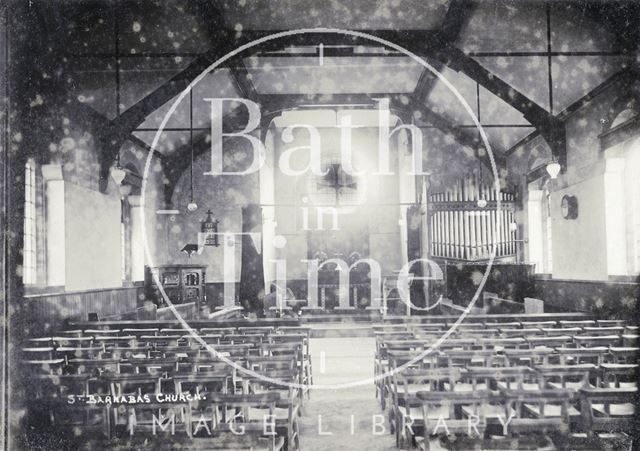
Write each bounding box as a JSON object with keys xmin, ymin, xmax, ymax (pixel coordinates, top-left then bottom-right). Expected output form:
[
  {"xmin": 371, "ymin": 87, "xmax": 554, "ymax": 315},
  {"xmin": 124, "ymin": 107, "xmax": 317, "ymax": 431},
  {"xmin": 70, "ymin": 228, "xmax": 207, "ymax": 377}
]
[{"xmin": 32, "ymin": 0, "xmax": 640, "ymax": 164}]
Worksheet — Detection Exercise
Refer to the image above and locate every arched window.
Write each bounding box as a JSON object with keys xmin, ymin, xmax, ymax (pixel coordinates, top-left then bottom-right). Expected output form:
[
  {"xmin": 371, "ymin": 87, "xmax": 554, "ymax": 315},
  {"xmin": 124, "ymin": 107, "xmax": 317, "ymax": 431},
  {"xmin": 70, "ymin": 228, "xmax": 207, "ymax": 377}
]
[
  {"xmin": 118, "ymin": 160, "xmax": 144, "ymax": 283},
  {"xmin": 602, "ymin": 135, "xmax": 640, "ymax": 277},
  {"xmin": 624, "ymin": 141, "xmax": 640, "ymax": 274},
  {"xmin": 527, "ymin": 184, "xmax": 553, "ymax": 274},
  {"xmin": 23, "ymin": 159, "xmax": 37, "ymax": 285},
  {"xmin": 544, "ymin": 188, "xmax": 553, "ymax": 273}
]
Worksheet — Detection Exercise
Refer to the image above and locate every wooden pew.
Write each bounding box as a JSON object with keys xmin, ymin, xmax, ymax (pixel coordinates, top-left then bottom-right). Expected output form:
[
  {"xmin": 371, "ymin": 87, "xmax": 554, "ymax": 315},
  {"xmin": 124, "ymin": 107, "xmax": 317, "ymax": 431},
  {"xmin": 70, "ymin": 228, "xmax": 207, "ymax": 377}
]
[
  {"xmin": 127, "ymin": 357, "xmax": 179, "ymax": 377},
  {"xmin": 260, "ymin": 342, "xmax": 306, "ymax": 401},
  {"xmin": 84, "ymin": 328, "xmax": 120, "ymax": 335},
  {"xmin": 173, "ymin": 371, "xmax": 233, "ymax": 397},
  {"xmin": 25, "ymin": 337, "xmax": 54, "ymax": 347},
  {"xmin": 542, "ymin": 327, "xmax": 582, "ymax": 337},
  {"xmin": 488, "ymin": 321, "xmax": 522, "ymax": 328},
  {"xmin": 439, "ymin": 349, "xmax": 506, "ymax": 370},
  {"xmin": 525, "ymin": 335, "xmax": 573, "ymax": 349},
  {"xmin": 237, "ymin": 326, "xmax": 275, "ymax": 336},
  {"xmin": 500, "ymin": 328, "xmax": 542, "ymax": 338},
  {"xmin": 455, "ymin": 328, "xmax": 501, "ymax": 338},
  {"xmin": 56, "ymin": 346, "xmax": 103, "ymax": 362},
  {"xmin": 23, "ymin": 320, "xmax": 313, "ymax": 450},
  {"xmin": 520, "ymin": 320, "xmax": 557, "ymax": 328},
  {"xmin": 202, "ymin": 392, "xmax": 285, "ymax": 450},
  {"xmin": 390, "ymin": 368, "xmax": 463, "ymax": 447},
  {"xmin": 408, "ymin": 323, "xmax": 447, "ymax": 334},
  {"xmin": 200, "ymin": 327, "xmax": 237, "ymax": 335},
  {"xmin": 479, "ymin": 337, "xmax": 527, "ymax": 350},
  {"xmin": 181, "ymin": 333, "xmax": 223, "ymax": 346},
  {"xmin": 583, "ymin": 326, "xmax": 625, "ymax": 336},
  {"xmin": 121, "ymin": 401, "xmax": 191, "ymax": 443},
  {"xmin": 504, "ymin": 347, "xmax": 555, "ymax": 367},
  {"xmin": 414, "ymin": 390, "xmax": 492, "ymax": 450},
  {"xmin": 609, "ymin": 346, "xmax": 639, "ymax": 364},
  {"xmin": 384, "ymin": 313, "xmax": 593, "ymax": 327},
  {"xmin": 93, "ymin": 335, "xmax": 137, "ymax": 349},
  {"xmin": 67, "ymin": 357, "xmax": 124, "ymax": 375},
  {"xmin": 579, "ymin": 387, "xmax": 636, "ymax": 435},
  {"xmin": 270, "ymin": 334, "xmax": 313, "ymax": 392},
  {"xmin": 53, "ymin": 336, "xmax": 94, "ymax": 348},
  {"xmin": 468, "ymin": 366, "xmax": 539, "ymax": 392},
  {"xmin": 246, "ymin": 371, "xmax": 301, "ymax": 450},
  {"xmin": 377, "ymin": 348, "xmax": 440, "ymax": 409},
  {"xmin": 67, "ymin": 317, "xmax": 300, "ymax": 332},
  {"xmin": 502, "ymin": 388, "xmax": 574, "ymax": 435},
  {"xmin": 121, "ymin": 327, "xmax": 159, "ymax": 337},
  {"xmin": 599, "ymin": 363, "xmax": 638, "ymax": 389},
  {"xmin": 535, "ymin": 364, "xmax": 597, "ymax": 390},
  {"xmin": 552, "ymin": 347, "xmax": 608, "ymax": 365},
  {"xmin": 574, "ymin": 335, "xmax": 622, "ymax": 348},
  {"xmin": 101, "ymin": 346, "xmax": 151, "ymax": 359},
  {"xmin": 138, "ymin": 334, "xmax": 184, "ymax": 347},
  {"xmin": 105, "ymin": 373, "xmax": 161, "ymax": 398},
  {"xmin": 559, "ymin": 320, "xmax": 596, "ymax": 328},
  {"xmin": 596, "ymin": 320, "xmax": 626, "ymax": 327},
  {"xmin": 435, "ymin": 338, "xmax": 478, "ymax": 351}
]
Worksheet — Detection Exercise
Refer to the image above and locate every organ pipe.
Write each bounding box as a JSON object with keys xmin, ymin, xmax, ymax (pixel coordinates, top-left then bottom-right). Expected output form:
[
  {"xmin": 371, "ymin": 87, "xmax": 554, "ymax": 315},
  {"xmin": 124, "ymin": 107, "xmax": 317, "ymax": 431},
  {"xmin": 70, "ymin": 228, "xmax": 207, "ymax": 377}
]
[{"xmin": 429, "ymin": 172, "xmax": 517, "ymax": 260}]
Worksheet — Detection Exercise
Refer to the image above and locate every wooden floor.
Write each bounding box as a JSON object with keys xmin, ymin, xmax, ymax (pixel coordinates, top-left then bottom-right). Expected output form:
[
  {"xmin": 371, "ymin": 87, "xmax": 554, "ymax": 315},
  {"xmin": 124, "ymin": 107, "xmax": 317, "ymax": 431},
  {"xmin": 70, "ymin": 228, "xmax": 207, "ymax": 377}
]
[{"xmin": 298, "ymin": 337, "xmax": 398, "ymax": 450}]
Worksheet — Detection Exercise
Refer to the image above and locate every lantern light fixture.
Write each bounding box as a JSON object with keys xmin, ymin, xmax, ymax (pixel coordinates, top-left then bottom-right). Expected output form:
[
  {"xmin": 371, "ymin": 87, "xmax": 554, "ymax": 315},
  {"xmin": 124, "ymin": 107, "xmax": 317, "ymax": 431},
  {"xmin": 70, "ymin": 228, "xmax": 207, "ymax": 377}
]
[
  {"xmin": 546, "ymin": 157, "xmax": 561, "ymax": 179},
  {"xmin": 201, "ymin": 209, "xmax": 220, "ymax": 247},
  {"xmin": 186, "ymin": 89, "xmax": 198, "ymax": 212},
  {"xmin": 476, "ymin": 160, "xmax": 487, "ymax": 208},
  {"xmin": 110, "ymin": 153, "xmax": 126, "ymax": 185}
]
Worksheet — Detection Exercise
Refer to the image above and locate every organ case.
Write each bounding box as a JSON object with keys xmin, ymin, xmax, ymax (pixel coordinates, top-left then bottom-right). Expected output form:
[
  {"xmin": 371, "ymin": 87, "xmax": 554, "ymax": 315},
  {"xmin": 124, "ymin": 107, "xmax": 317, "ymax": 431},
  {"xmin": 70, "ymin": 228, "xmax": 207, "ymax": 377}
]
[{"xmin": 428, "ymin": 172, "xmax": 518, "ymax": 261}]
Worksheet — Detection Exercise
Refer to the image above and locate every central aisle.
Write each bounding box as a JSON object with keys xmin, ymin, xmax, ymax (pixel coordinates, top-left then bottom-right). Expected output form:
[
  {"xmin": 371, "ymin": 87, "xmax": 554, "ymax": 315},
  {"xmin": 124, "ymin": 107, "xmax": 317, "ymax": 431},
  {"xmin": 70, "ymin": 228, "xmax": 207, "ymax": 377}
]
[{"xmin": 297, "ymin": 337, "xmax": 397, "ymax": 450}]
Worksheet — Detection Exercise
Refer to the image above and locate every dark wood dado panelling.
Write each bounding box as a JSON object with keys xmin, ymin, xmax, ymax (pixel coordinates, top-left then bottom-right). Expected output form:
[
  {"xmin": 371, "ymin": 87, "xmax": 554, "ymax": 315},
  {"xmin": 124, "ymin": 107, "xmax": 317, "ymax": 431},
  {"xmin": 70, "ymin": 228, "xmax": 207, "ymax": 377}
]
[
  {"xmin": 24, "ymin": 287, "xmax": 140, "ymax": 331},
  {"xmin": 534, "ymin": 277, "xmax": 640, "ymax": 318},
  {"xmin": 442, "ymin": 262, "xmax": 536, "ymax": 305},
  {"xmin": 205, "ymin": 282, "xmax": 239, "ymax": 309},
  {"xmin": 206, "ymin": 281, "xmax": 304, "ymax": 312}
]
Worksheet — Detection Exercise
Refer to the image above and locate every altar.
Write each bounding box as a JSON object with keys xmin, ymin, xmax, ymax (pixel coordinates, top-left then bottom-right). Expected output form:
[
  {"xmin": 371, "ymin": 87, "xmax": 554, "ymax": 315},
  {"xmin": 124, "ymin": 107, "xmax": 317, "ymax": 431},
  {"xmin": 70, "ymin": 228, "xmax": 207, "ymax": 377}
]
[
  {"xmin": 316, "ymin": 265, "xmax": 372, "ymax": 310},
  {"xmin": 289, "ymin": 259, "xmax": 383, "ymax": 312}
]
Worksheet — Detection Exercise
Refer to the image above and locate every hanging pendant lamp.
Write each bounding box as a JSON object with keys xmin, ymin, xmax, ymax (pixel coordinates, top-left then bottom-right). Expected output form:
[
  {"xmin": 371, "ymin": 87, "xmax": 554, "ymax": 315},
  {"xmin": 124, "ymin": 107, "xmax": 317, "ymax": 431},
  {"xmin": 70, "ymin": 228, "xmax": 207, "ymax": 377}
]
[
  {"xmin": 110, "ymin": 152, "xmax": 126, "ymax": 185},
  {"xmin": 187, "ymin": 94, "xmax": 198, "ymax": 212}
]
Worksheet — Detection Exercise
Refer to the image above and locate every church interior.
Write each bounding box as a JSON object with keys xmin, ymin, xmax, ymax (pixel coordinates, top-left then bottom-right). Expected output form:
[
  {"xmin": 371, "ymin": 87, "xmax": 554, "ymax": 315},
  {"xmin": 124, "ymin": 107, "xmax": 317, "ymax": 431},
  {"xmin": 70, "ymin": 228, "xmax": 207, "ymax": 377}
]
[{"xmin": 3, "ymin": 1, "xmax": 640, "ymax": 450}]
